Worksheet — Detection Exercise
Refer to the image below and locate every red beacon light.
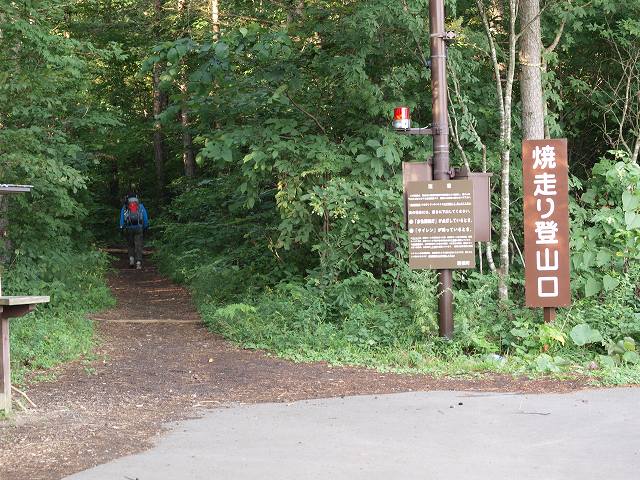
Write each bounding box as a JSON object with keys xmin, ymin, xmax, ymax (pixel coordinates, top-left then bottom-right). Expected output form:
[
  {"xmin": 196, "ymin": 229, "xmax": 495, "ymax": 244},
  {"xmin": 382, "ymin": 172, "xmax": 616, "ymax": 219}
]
[{"xmin": 393, "ymin": 106, "xmax": 411, "ymax": 130}]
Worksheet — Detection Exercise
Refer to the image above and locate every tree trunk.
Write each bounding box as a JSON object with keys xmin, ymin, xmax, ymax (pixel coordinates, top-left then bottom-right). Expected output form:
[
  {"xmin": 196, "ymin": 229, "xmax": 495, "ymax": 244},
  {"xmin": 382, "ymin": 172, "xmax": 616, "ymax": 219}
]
[
  {"xmin": 211, "ymin": 0, "xmax": 219, "ymax": 36},
  {"xmin": 519, "ymin": 0, "xmax": 545, "ymax": 139},
  {"xmin": 0, "ymin": 195, "xmax": 9, "ymax": 267},
  {"xmin": 178, "ymin": 0, "xmax": 196, "ymax": 178},
  {"xmin": 153, "ymin": 64, "xmax": 166, "ymax": 197},
  {"xmin": 153, "ymin": 0, "xmax": 166, "ymax": 199},
  {"xmin": 180, "ymin": 87, "xmax": 196, "ymax": 178},
  {"xmin": 477, "ymin": 0, "xmax": 518, "ymax": 302}
]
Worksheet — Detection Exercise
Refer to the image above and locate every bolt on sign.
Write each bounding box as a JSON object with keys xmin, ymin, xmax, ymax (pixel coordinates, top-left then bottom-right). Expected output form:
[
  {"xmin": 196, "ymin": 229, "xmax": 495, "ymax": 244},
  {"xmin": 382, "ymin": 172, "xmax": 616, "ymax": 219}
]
[
  {"xmin": 522, "ymin": 139, "xmax": 571, "ymax": 308},
  {"xmin": 406, "ymin": 180, "xmax": 475, "ymax": 270}
]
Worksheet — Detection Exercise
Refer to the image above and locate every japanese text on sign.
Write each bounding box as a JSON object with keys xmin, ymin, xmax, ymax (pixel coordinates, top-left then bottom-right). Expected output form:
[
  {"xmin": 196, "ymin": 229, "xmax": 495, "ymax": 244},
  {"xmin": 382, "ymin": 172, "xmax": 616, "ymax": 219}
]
[
  {"xmin": 523, "ymin": 139, "xmax": 571, "ymax": 307},
  {"xmin": 406, "ymin": 180, "xmax": 475, "ymax": 270}
]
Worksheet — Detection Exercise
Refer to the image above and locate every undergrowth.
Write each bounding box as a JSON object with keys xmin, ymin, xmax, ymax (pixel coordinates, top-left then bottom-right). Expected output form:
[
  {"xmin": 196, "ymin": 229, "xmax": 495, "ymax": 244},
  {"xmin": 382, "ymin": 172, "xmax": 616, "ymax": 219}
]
[
  {"xmin": 5, "ymin": 249, "xmax": 114, "ymax": 385},
  {"xmin": 155, "ymin": 157, "xmax": 640, "ymax": 386}
]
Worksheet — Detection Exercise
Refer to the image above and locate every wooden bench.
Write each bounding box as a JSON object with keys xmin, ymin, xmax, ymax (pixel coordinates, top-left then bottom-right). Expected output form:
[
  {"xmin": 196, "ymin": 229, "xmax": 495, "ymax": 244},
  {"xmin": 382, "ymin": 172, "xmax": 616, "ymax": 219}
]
[{"xmin": 0, "ymin": 296, "xmax": 50, "ymax": 414}]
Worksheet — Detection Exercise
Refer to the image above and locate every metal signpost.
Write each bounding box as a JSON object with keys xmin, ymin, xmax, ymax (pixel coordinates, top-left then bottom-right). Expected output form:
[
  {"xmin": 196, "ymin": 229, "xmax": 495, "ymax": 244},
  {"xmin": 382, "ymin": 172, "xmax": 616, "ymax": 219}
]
[
  {"xmin": 428, "ymin": 0, "xmax": 455, "ymax": 337},
  {"xmin": 394, "ymin": 0, "xmax": 455, "ymax": 338},
  {"xmin": 522, "ymin": 140, "xmax": 571, "ymax": 321}
]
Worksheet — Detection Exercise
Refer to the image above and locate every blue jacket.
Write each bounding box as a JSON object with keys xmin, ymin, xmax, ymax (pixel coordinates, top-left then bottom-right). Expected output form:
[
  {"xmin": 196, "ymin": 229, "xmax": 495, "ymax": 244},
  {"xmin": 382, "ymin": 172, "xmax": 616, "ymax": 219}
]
[{"xmin": 120, "ymin": 203, "xmax": 149, "ymax": 230}]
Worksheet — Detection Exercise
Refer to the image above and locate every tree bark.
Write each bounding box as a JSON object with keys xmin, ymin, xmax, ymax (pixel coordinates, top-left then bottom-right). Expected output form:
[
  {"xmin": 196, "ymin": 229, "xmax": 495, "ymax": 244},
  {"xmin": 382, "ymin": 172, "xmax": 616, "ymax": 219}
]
[
  {"xmin": 180, "ymin": 85, "xmax": 196, "ymax": 178},
  {"xmin": 519, "ymin": 0, "xmax": 545, "ymax": 139},
  {"xmin": 211, "ymin": 0, "xmax": 219, "ymax": 36},
  {"xmin": 153, "ymin": 63, "xmax": 166, "ymax": 197},
  {"xmin": 632, "ymin": 133, "xmax": 640, "ymax": 164},
  {"xmin": 542, "ymin": 20, "xmax": 566, "ymax": 139},
  {"xmin": 477, "ymin": 0, "xmax": 519, "ymax": 302},
  {"xmin": 0, "ymin": 195, "xmax": 9, "ymax": 267},
  {"xmin": 153, "ymin": 0, "xmax": 166, "ymax": 199},
  {"xmin": 178, "ymin": 0, "xmax": 196, "ymax": 178}
]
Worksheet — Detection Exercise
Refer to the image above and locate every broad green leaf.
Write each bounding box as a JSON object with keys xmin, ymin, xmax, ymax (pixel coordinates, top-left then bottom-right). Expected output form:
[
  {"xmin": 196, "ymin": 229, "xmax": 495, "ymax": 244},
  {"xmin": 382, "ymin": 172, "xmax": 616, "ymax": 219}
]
[
  {"xmin": 222, "ymin": 146, "xmax": 233, "ymax": 163},
  {"xmin": 215, "ymin": 42, "xmax": 229, "ymax": 58},
  {"xmin": 510, "ymin": 328, "xmax": 529, "ymax": 338},
  {"xmin": 596, "ymin": 249, "xmax": 612, "ymax": 266},
  {"xmin": 584, "ymin": 277, "xmax": 602, "ymax": 297},
  {"xmin": 581, "ymin": 189, "xmax": 597, "ymax": 204},
  {"xmin": 535, "ymin": 354, "xmax": 560, "ymax": 373},
  {"xmin": 622, "ymin": 337, "xmax": 636, "ymax": 352},
  {"xmin": 607, "ymin": 340, "xmax": 626, "ymax": 356},
  {"xmin": 622, "ymin": 191, "xmax": 639, "ymax": 212},
  {"xmin": 598, "ymin": 355, "xmax": 617, "ymax": 368},
  {"xmin": 570, "ymin": 324, "xmax": 603, "ymax": 346},
  {"xmin": 602, "ymin": 274, "xmax": 620, "ymax": 292},
  {"xmin": 623, "ymin": 351, "xmax": 639, "ymax": 364},
  {"xmin": 625, "ymin": 212, "xmax": 640, "ymax": 229},
  {"xmin": 167, "ymin": 47, "xmax": 178, "ymax": 63},
  {"xmin": 582, "ymin": 250, "xmax": 596, "ymax": 268}
]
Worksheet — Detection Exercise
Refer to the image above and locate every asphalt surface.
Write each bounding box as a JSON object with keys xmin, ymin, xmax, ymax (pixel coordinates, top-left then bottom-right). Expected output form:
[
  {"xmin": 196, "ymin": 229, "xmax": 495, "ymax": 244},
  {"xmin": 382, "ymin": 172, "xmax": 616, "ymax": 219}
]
[{"xmin": 66, "ymin": 388, "xmax": 640, "ymax": 480}]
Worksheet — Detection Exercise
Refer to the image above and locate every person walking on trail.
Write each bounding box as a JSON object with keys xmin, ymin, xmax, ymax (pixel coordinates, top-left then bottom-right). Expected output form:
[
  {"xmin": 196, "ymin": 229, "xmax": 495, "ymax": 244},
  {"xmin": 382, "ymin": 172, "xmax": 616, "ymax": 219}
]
[{"xmin": 119, "ymin": 193, "xmax": 149, "ymax": 269}]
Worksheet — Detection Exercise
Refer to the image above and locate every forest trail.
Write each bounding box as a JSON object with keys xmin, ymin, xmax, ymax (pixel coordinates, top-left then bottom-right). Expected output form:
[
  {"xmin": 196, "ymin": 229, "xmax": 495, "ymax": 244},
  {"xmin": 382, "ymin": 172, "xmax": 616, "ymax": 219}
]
[{"xmin": 1, "ymin": 255, "xmax": 587, "ymax": 480}]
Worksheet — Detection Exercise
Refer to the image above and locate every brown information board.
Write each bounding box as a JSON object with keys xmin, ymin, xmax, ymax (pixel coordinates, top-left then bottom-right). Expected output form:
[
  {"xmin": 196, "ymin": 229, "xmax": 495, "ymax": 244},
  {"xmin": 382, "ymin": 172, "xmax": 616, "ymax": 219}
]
[
  {"xmin": 522, "ymin": 139, "xmax": 571, "ymax": 307},
  {"xmin": 407, "ymin": 180, "xmax": 475, "ymax": 270}
]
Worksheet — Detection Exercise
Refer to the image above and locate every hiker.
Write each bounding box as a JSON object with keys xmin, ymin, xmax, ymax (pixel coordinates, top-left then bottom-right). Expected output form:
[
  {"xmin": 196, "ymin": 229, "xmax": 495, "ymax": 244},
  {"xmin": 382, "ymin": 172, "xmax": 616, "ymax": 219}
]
[{"xmin": 119, "ymin": 193, "xmax": 149, "ymax": 269}]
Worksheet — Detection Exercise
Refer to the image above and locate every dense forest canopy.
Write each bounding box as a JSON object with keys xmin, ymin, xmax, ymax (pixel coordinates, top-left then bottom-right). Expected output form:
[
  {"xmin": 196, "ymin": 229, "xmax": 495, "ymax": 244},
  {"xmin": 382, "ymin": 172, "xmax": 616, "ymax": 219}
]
[{"xmin": 1, "ymin": 0, "xmax": 640, "ymax": 379}]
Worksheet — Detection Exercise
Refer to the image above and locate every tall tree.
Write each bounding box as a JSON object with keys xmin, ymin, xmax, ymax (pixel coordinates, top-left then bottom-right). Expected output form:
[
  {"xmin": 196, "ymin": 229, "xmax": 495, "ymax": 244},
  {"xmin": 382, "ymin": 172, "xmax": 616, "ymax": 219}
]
[
  {"xmin": 519, "ymin": 0, "xmax": 545, "ymax": 139},
  {"xmin": 178, "ymin": 0, "xmax": 196, "ymax": 178},
  {"xmin": 477, "ymin": 0, "xmax": 520, "ymax": 301},
  {"xmin": 153, "ymin": 0, "xmax": 168, "ymax": 196},
  {"xmin": 211, "ymin": 0, "xmax": 219, "ymax": 36}
]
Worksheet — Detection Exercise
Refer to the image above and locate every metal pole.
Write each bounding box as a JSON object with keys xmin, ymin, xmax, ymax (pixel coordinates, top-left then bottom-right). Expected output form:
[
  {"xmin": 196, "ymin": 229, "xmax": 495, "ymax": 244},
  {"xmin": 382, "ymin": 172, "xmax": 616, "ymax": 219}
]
[{"xmin": 429, "ymin": 0, "xmax": 453, "ymax": 338}]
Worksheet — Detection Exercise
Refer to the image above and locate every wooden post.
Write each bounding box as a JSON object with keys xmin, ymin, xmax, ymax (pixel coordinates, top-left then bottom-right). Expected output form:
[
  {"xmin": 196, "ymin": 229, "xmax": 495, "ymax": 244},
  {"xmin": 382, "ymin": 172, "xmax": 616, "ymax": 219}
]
[
  {"xmin": 544, "ymin": 307, "xmax": 556, "ymax": 323},
  {"xmin": 0, "ymin": 314, "xmax": 11, "ymax": 413}
]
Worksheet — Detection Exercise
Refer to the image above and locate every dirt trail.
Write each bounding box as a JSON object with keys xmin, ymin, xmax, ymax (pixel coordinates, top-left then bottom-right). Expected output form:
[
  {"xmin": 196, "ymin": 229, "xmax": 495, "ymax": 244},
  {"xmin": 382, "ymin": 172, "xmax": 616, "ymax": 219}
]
[{"xmin": 0, "ymin": 255, "xmax": 588, "ymax": 480}]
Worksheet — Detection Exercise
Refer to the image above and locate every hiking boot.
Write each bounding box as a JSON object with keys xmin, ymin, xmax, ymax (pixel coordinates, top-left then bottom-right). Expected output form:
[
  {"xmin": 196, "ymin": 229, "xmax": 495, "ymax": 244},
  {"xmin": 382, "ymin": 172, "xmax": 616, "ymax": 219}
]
[
  {"xmin": 136, "ymin": 261, "xmax": 142, "ymax": 270},
  {"xmin": 129, "ymin": 256, "xmax": 135, "ymax": 268}
]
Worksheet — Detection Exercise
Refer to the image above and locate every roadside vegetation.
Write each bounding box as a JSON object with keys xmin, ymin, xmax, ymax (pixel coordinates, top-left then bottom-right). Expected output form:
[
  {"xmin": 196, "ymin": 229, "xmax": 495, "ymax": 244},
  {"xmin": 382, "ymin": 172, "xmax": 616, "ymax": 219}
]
[
  {"xmin": 1, "ymin": 1, "xmax": 115, "ymax": 382},
  {"xmin": 155, "ymin": 156, "xmax": 640, "ymax": 385},
  {"xmin": 2, "ymin": 1, "xmax": 640, "ymax": 386},
  {"xmin": 153, "ymin": 1, "xmax": 640, "ymax": 385}
]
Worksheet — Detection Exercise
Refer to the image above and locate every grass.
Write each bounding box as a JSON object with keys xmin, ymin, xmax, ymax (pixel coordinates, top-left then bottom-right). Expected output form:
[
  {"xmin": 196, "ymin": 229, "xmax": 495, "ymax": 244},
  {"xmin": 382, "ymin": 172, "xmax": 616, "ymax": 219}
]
[
  {"xmin": 196, "ymin": 293, "xmax": 640, "ymax": 387},
  {"xmin": 5, "ymin": 251, "xmax": 114, "ymax": 388}
]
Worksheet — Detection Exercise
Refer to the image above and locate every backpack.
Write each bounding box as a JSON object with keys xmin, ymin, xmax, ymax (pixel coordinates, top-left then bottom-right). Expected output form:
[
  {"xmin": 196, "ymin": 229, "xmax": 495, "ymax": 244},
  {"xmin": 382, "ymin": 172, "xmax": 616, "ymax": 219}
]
[{"xmin": 124, "ymin": 197, "xmax": 142, "ymax": 227}]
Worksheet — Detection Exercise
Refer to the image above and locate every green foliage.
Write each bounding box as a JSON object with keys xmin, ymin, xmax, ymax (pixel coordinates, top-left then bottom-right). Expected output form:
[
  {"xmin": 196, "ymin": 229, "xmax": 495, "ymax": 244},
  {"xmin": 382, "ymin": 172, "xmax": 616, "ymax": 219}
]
[
  {"xmin": 0, "ymin": 0, "xmax": 121, "ymax": 240},
  {"xmin": 149, "ymin": 0, "xmax": 438, "ymax": 281},
  {"xmin": 7, "ymin": 250, "xmax": 114, "ymax": 384},
  {"xmin": 571, "ymin": 155, "xmax": 640, "ymax": 297},
  {"xmin": 0, "ymin": 0, "xmax": 117, "ymax": 388},
  {"xmin": 570, "ymin": 324, "xmax": 604, "ymax": 347},
  {"xmin": 148, "ymin": 2, "xmax": 640, "ymax": 384},
  {"xmin": 4, "ymin": 0, "xmax": 639, "ymax": 385}
]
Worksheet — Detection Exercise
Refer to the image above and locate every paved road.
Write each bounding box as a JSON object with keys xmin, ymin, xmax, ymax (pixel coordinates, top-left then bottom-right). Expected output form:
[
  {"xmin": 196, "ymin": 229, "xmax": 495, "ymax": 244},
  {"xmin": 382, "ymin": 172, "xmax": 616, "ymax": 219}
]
[{"xmin": 67, "ymin": 389, "xmax": 640, "ymax": 480}]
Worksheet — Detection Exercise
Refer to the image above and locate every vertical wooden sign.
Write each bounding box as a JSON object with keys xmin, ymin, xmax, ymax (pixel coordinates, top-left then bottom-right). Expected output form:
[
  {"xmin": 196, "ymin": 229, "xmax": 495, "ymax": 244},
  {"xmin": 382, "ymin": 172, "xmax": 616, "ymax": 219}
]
[{"xmin": 522, "ymin": 139, "xmax": 571, "ymax": 315}]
